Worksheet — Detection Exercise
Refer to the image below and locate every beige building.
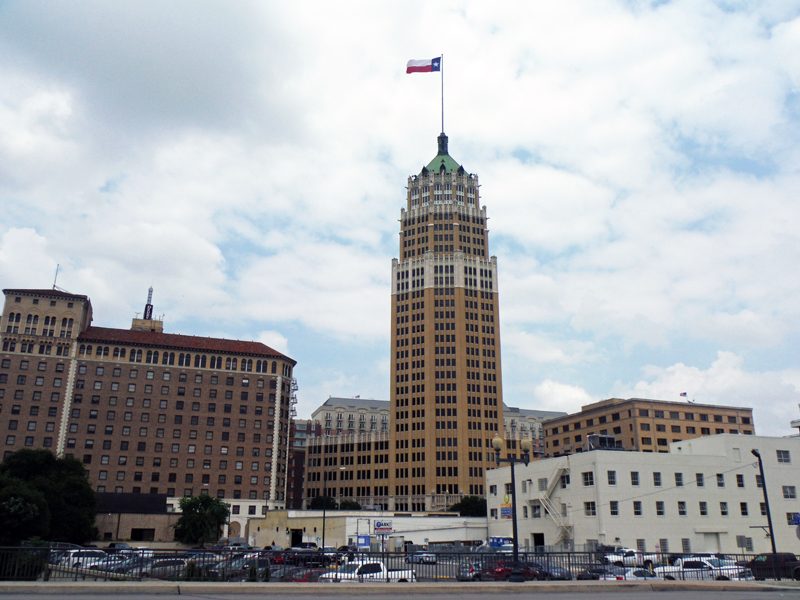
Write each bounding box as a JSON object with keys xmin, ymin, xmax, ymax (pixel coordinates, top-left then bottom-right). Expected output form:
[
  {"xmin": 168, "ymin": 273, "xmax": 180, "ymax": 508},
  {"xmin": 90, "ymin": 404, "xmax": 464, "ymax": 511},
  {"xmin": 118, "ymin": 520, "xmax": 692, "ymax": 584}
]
[
  {"xmin": 1, "ymin": 288, "xmax": 297, "ymax": 516},
  {"xmin": 542, "ymin": 398, "xmax": 755, "ymax": 457},
  {"xmin": 303, "ymin": 396, "xmax": 565, "ymax": 510}
]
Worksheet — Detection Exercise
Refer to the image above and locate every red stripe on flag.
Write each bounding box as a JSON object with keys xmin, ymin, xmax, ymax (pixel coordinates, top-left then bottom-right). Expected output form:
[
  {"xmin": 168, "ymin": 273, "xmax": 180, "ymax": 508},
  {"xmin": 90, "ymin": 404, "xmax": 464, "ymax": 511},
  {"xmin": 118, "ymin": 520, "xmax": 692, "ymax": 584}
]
[{"xmin": 407, "ymin": 65, "xmax": 433, "ymax": 73}]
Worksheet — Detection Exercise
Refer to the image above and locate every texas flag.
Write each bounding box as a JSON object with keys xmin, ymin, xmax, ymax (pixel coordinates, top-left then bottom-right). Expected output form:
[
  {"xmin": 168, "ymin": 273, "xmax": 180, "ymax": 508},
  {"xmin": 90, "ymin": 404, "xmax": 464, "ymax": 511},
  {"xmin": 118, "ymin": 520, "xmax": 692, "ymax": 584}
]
[{"xmin": 406, "ymin": 57, "xmax": 441, "ymax": 73}]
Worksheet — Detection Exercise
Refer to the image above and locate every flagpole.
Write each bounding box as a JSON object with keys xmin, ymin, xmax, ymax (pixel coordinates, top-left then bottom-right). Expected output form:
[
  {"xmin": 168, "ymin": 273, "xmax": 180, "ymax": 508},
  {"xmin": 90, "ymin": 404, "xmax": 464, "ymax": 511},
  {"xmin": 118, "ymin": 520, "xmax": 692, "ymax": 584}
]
[{"xmin": 441, "ymin": 54, "xmax": 444, "ymax": 133}]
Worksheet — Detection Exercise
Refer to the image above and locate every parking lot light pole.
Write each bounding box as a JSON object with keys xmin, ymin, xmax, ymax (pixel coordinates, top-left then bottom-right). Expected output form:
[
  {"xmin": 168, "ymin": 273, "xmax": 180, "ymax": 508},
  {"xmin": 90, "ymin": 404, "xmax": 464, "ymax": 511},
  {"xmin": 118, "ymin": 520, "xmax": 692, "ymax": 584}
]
[
  {"xmin": 321, "ymin": 466, "xmax": 345, "ymax": 551},
  {"xmin": 751, "ymin": 449, "xmax": 777, "ymax": 554},
  {"xmin": 492, "ymin": 435, "xmax": 532, "ymax": 583}
]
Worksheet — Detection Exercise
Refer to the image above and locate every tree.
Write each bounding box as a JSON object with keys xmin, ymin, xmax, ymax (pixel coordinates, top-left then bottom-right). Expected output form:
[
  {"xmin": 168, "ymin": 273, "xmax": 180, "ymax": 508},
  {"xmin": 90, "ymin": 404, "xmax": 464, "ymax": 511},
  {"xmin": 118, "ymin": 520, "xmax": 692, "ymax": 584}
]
[
  {"xmin": 447, "ymin": 495, "xmax": 487, "ymax": 517},
  {"xmin": 339, "ymin": 499, "xmax": 361, "ymax": 510},
  {"xmin": 308, "ymin": 496, "xmax": 338, "ymax": 510},
  {"xmin": 173, "ymin": 495, "xmax": 230, "ymax": 544},
  {"xmin": 0, "ymin": 449, "xmax": 96, "ymax": 544},
  {"xmin": 0, "ymin": 477, "xmax": 50, "ymax": 545}
]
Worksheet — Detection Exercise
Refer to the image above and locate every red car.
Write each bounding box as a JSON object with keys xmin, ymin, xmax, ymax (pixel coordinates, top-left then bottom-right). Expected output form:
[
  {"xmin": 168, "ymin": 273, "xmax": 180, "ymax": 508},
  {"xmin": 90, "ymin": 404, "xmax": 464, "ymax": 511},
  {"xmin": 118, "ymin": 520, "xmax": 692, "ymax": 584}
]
[{"xmin": 483, "ymin": 561, "xmax": 540, "ymax": 581}]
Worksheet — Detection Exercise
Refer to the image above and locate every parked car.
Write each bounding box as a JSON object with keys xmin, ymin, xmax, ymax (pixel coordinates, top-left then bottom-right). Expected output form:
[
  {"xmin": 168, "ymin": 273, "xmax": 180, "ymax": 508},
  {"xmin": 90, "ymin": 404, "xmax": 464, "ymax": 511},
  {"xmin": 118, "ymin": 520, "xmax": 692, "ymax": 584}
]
[
  {"xmin": 482, "ymin": 560, "xmax": 540, "ymax": 581},
  {"xmin": 290, "ymin": 567, "xmax": 335, "ymax": 582},
  {"xmin": 603, "ymin": 568, "xmax": 659, "ymax": 581},
  {"xmin": 406, "ymin": 551, "xmax": 437, "ymax": 564},
  {"xmin": 58, "ymin": 549, "xmax": 110, "ymax": 569},
  {"xmin": 576, "ymin": 564, "xmax": 627, "ymax": 580},
  {"xmin": 604, "ymin": 548, "xmax": 644, "ymax": 567},
  {"xmin": 655, "ymin": 557, "xmax": 754, "ymax": 581},
  {"xmin": 527, "ymin": 560, "xmax": 572, "ymax": 581},
  {"xmin": 744, "ymin": 553, "xmax": 800, "ymax": 580},
  {"xmin": 456, "ymin": 560, "xmax": 483, "ymax": 581},
  {"xmin": 268, "ymin": 566, "xmax": 304, "ymax": 581},
  {"xmin": 317, "ymin": 560, "xmax": 416, "ymax": 582},
  {"xmin": 142, "ymin": 558, "xmax": 187, "ymax": 579},
  {"xmin": 104, "ymin": 556, "xmax": 154, "ymax": 576},
  {"xmin": 104, "ymin": 542, "xmax": 132, "ymax": 554}
]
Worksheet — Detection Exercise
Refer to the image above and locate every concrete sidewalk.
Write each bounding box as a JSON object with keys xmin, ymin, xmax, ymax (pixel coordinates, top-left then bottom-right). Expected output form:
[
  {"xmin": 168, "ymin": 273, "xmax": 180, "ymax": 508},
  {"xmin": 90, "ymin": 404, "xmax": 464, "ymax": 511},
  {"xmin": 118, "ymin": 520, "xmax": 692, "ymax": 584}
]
[{"xmin": 0, "ymin": 580, "xmax": 798, "ymax": 595}]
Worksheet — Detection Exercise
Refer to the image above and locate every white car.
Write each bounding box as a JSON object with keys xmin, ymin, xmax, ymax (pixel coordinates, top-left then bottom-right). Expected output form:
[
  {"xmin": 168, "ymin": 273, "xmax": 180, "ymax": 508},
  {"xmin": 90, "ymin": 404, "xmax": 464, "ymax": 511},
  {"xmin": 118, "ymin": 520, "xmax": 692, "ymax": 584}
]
[
  {"xmin": 59, "ymin": 549, "xmax": 109, "ymax": 569},
  {"xmin": 601, "ymin": 567, "xmax": 659, "ymax": 581},
  {"xmin": 406, "ymin": 552, "xmax": 437, "ymax": 564}
]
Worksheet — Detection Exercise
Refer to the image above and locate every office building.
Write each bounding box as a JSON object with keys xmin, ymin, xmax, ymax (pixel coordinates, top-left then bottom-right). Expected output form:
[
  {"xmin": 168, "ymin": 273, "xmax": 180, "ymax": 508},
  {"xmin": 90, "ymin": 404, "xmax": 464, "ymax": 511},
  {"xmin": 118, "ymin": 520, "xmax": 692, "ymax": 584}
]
[
  {"xmin": 389, "ymin": 132, "xmax": 504, "ymax": 510},
  {"xmin": 541, "ymin": 397, "xmax": 755, "ymax": 457}
]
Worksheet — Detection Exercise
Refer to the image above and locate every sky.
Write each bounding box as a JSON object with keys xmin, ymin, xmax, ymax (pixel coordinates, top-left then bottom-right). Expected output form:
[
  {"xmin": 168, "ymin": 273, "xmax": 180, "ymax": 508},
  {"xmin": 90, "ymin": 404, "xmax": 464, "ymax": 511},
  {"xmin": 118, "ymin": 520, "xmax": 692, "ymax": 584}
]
[{"xmin": 1, "ymin": 0, "xmax": 800, "ymax": 437}]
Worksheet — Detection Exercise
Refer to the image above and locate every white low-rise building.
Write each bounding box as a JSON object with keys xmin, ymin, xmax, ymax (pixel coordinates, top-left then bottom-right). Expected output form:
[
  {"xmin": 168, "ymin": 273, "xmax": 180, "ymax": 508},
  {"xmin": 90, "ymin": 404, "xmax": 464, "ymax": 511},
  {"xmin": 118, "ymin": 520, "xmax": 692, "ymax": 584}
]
[{"xmin": 486, "ymin": 434, "xmax": 800, "ymax": 555}]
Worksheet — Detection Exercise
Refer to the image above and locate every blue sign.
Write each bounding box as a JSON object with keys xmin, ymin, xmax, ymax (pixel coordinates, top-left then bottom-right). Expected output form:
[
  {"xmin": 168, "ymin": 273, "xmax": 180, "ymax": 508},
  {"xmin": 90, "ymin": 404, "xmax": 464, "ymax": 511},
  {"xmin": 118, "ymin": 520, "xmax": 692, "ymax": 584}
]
[
  {"xmin": 789, "ymin": 513, "xmax": 800, "ymax": 525},
  {"xmin": 357, "ymin": 535, "xmax": 370, "ymax": 549}
]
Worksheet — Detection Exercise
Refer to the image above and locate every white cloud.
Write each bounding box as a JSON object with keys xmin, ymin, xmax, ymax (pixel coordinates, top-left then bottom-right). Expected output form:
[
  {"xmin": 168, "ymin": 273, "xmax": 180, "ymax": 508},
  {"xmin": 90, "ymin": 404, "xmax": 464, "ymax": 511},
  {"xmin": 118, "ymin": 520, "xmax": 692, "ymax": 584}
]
[
  {"xmin": 1, "ymin": 1, "xmax": 799, "ymax": 426},
  {"xmin": 257, "ymin": 330, "xmax": 290, "ymax": 356},
  {"xmin": 531, "ymin": 380, "xmax": 597, "ymax": 415}
]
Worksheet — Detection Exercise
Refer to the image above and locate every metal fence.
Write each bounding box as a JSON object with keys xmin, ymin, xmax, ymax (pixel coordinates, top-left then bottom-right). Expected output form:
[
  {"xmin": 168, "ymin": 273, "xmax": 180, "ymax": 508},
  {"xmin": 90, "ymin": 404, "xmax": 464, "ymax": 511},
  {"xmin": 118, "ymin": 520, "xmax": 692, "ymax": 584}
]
[{"xmin": 0, "ymin": 547, "xmax": 797, "ymax": 583}]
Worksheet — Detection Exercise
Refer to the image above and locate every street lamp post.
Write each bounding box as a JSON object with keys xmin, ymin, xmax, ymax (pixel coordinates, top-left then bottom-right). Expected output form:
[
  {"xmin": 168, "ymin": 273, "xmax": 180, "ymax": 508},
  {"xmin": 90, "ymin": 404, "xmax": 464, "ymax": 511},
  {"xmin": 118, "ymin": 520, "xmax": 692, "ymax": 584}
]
[
  {"xmin": 751, "ymin": 449, "xmax": 778, "ymax": 554},
  {"xmin": 492, "ymin": 435, "xmax": 532, "ymax": 583},
  {"xmin": 321, "ymin": 466, "xmax": 345, "ymax": 551}
]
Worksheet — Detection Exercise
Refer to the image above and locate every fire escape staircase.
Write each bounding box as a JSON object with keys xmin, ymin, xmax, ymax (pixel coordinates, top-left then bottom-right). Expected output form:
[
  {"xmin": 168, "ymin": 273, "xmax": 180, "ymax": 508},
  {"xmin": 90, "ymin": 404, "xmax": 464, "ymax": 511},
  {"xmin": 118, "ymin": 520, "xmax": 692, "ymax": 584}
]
[{"xmin": 536, "ymin": 463, "xmax": 573, "ymax": 545}]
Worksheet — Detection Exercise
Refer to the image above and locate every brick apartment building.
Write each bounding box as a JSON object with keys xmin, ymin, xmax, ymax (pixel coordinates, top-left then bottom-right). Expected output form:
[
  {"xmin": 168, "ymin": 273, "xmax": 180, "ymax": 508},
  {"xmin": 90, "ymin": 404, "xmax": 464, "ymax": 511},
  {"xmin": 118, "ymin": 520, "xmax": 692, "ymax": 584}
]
[{"xmin": 0, "ymin": 288, "xmax": 297, "ymax": 512}]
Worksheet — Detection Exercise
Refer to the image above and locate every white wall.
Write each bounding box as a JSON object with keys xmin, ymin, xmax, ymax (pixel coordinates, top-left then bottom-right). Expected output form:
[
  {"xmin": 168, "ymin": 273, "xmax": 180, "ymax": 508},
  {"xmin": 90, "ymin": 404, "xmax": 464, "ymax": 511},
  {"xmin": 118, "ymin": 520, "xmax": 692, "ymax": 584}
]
[{"xmin": 486, "ymin": 435, "xmax": 800, "ymax": 554}]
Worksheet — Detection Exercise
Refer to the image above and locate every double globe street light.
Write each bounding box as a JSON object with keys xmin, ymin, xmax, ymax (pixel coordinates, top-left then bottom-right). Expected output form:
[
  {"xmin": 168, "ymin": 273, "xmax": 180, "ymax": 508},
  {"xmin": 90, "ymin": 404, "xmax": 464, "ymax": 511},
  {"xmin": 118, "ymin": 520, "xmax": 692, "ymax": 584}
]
[{"xmin": 492, "ymin": 435, "xmax": 532, "ymax": 583}]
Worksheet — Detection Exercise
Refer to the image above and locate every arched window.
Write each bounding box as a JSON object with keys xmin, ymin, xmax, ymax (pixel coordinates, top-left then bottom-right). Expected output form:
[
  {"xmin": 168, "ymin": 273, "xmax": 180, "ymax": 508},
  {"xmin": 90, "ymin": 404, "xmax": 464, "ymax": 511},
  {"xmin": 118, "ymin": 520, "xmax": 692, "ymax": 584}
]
[
  {"xmin": 231, "ymin": 358, "xmax": 237, "ymax": 371},
  {"xmin": 135, "ymin": 349, "xmax": 143, "ymax": 363},
  {"xmin": 226, "ymin": 357, "xmax": 232, "ymax": 370},
  {"xmin": 61, "ymin": 318, "xmax": 67, "ymax": 327},
  {"xmin": 152, "ymin": 351, "xmax": 159, "ymax": 364},
  {"xmin": 129, "ymin": 348, "xmax": 137, "ymax": 362},
  {"xmin": 146, "ymin": 351, "xmax": 153, "ymax": 364},
  {"xmin": 103, "ymin": 347, "xmax": 109, "ymax": 357},
  {"xmin": 26, "ymin": 314, "xmax": 33, "ymax": 323},
  {"xmin": 32, "ymin": 316, "xmax": 38, "ymax": 324},
  {"xmin": 113, "ymin": 347, "xmax": 120, "ymax": 358},
  {"xmin": 162, "ymin": 352, "xmax": 169, "ymax": 365},
  {"xmin": 168, "ymin": 352, "xmax": 174, "ymax": 365},
  {"xmin": 119, "ymin": 348, "xmax": 126, "ymax": 358},
  {"xmin": 200, "ymin": 355, "xmax": 206, "ymax": 368},
  {"xmin": 256, "ymin": 360, "xmax": 262, "ymax": 373},
  {"xmin": 271, "ymin": 361, "xmax": 277, "ymax": 374},
  {"xmin": 95, "ymin": 346, "xmax": 103, "ymax": 357},
  {"xmin": 80, "ymin": 345, "xmax": 86, "ymax": 355},
  {"xmin": 68, "ymin": 318, "xmax": 73, "ymax": 327},
  {"xmin": 194, "ymin": 355, "xmax": 201, "ymax": 368}
]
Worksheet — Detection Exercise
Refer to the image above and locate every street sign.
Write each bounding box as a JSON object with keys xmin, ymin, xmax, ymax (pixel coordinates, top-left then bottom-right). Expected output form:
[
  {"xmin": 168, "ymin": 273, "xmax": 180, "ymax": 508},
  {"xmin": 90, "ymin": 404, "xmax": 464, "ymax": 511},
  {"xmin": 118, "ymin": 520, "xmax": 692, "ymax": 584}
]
[
  {"xmin": 374, "ymin": 520, "xmax": 393, "ymax": 532},
  {"xmin": 500, "ymin": 503, "xmax": 512, "ymax": 519}
]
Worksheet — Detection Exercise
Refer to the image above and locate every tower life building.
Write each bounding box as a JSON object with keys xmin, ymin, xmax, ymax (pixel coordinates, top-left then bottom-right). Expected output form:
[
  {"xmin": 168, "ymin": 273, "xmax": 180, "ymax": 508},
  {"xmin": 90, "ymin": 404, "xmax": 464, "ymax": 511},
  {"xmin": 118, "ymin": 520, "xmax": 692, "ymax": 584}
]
[{"xmin": 390, "ymin": 133, "xmax": 502, "ymax": 511}]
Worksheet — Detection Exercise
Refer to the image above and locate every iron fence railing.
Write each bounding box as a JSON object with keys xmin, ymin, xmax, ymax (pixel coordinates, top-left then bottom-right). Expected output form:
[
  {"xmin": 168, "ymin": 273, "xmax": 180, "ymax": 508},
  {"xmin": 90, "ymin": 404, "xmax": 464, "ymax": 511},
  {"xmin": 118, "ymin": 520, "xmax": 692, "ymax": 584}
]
[{"xmin": 0, "ymin": 546, "xmax": 797, "ymax": 583}]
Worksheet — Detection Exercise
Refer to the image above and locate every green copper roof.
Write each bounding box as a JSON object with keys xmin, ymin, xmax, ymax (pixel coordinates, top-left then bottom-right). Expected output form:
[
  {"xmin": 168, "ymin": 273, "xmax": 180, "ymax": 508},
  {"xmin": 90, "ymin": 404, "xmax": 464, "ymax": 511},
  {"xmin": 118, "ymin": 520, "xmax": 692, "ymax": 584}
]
[
  {"xmin": 421, "ymin": 132, "xmax": 462, "ymax": 174},
  {"xmin": 425, "ymin": 153, "xmax": 461, "ymax": 174}
]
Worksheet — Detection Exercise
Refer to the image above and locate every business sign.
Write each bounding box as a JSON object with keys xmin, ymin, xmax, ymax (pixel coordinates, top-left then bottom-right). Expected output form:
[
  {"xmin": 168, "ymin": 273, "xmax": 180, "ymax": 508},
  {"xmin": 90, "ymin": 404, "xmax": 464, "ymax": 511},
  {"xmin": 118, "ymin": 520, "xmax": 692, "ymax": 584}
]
[
  {"xmin": 374, "ymin": 520, "xmax": 393, "ymax": 532},
  {"xmin": 789, "ymin": 513, "xmax": 800, "ymax": 525},
  {"xmin": 357, "ymin": 535, "xmax": 370, "ymax": 549},
  {"xmin": 500, "ymin": 503, "xmax": 513, "ymax": 519}
]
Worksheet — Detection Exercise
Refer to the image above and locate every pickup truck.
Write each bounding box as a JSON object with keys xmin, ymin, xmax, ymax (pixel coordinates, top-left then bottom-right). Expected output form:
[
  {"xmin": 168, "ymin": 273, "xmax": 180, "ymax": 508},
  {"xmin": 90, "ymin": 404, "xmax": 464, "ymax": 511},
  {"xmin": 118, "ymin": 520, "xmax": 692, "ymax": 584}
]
[
  {"xmin": 654, "ymin": 557, "xmax": 753, "ymax": 581},
  {"xmin": 744, "ymin": 553, "xmax": 800, "ymax": 580},
  {"xmin": 604, "ymin": 548, "xmax": 644, "ymax": 567},
  {"xmin": 317, "ymin": 560, "xmax": 416, "ymax": 582}
]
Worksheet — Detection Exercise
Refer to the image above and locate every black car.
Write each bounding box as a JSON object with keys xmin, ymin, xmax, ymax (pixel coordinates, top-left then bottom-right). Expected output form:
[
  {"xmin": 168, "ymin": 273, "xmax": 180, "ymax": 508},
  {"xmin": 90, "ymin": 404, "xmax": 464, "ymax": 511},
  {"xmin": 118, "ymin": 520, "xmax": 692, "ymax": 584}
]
[{"xmin": 576, "ymin": 564, "xmax": 627, "ymax": 580}]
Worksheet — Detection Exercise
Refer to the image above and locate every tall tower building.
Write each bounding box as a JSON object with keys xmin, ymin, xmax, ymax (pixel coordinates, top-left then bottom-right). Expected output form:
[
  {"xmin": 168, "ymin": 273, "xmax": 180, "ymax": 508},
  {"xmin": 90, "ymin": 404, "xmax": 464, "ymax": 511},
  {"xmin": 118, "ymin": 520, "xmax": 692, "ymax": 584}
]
[{"xmin": 390, "ymin": 133, "xmax": 503, "ymax": 511}]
